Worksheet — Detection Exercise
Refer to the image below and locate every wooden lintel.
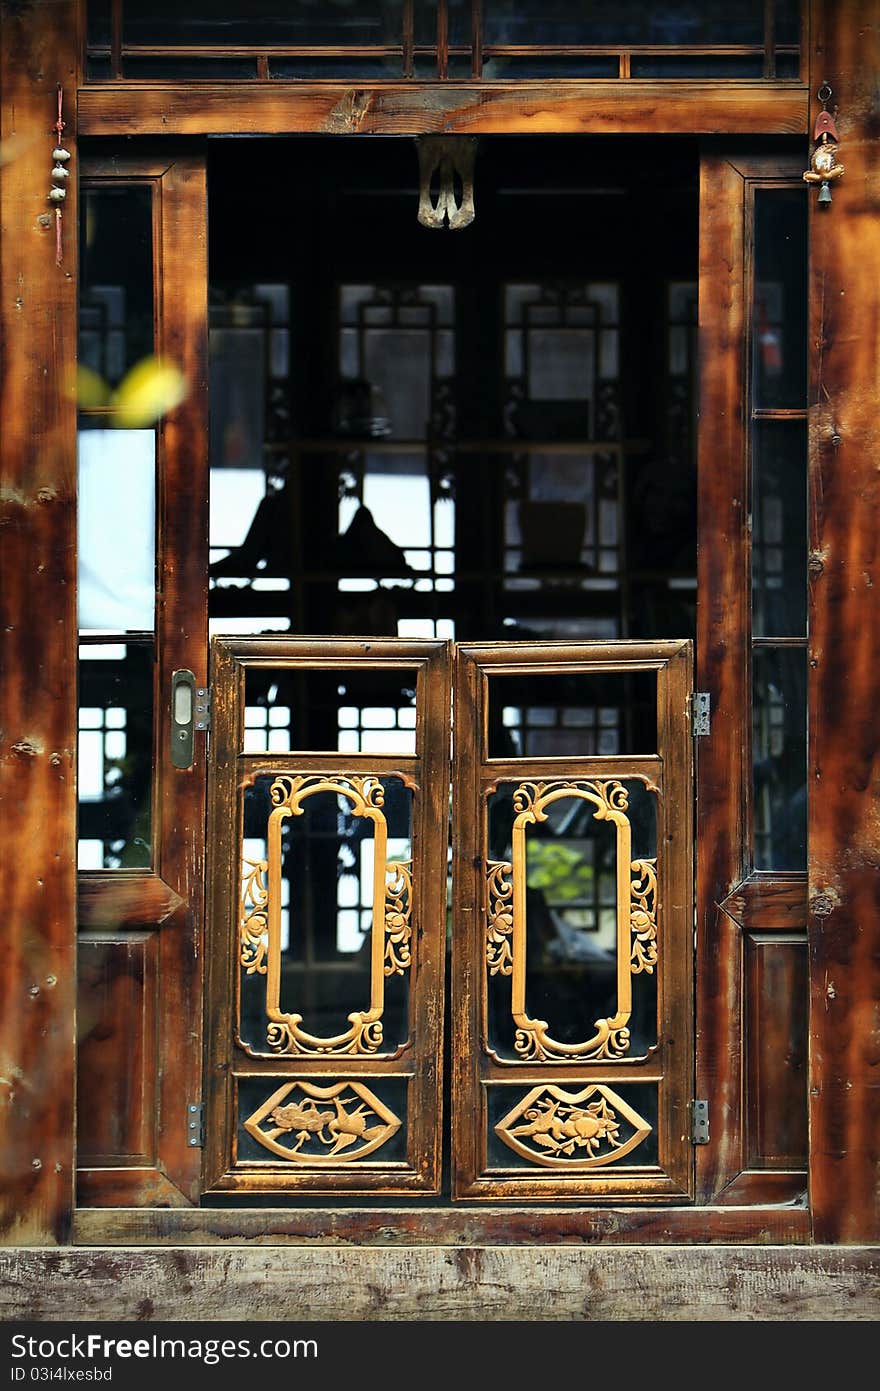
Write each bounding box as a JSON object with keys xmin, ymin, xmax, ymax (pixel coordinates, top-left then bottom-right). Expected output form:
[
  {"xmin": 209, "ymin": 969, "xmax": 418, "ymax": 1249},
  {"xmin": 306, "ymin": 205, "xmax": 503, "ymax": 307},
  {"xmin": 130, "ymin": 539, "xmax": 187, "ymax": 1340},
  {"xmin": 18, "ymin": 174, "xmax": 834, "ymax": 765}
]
[{"xmin": 77, "ymin": 82, "xmax": 810, "ymax": 138}]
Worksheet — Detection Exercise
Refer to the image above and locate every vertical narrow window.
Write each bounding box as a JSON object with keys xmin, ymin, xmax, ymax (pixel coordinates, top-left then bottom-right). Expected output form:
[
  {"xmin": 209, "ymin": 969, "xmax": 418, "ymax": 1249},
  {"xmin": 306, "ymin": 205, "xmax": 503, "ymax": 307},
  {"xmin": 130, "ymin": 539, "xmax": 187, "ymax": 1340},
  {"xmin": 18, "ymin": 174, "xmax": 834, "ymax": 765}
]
[
  {"xmin": 750, "ymin": 187, "xmax": 808, "ymax": 870},
  {"xmin": 78, "ymin": 184, "xmax": 156, "ymax": 869}
]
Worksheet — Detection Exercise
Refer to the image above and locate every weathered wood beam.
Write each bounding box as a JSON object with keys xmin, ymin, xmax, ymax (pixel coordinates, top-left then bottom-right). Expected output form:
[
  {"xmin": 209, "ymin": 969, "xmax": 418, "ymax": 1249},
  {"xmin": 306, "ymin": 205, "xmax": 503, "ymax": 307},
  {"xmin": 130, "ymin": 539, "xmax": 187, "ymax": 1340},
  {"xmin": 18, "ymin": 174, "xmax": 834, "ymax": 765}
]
[
  {"xmin": 1, "ymin": 1245, "xmax": 876, "ymax": 1321},
  {"xmin": 77, "ymin": 82, "xmax": 810, "ymax": 138},
  {"xmin": 807, "ymin": 0, "xmax": 880, "ymax": 1244},
  {"xmin": 0, "ymin": 0, "xmax": 80, "ymax": 1246}
]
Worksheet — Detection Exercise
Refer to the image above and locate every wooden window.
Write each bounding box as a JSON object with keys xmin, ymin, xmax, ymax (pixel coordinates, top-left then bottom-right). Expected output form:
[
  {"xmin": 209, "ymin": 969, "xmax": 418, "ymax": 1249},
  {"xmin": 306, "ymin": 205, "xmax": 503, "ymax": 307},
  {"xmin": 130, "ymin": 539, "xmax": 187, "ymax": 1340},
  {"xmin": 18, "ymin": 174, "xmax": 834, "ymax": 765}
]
[{"xmin": 84, "ymin": 0, "xmax": 804, "ymax": 83}]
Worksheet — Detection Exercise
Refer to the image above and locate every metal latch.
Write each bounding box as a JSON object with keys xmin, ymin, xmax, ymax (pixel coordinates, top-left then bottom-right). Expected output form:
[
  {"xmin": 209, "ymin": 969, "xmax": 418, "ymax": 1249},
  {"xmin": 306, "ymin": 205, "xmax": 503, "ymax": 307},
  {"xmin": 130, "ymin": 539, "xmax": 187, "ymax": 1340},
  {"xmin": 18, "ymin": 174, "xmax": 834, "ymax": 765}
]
[
  {"xmin": 691, "ymin": 1099, "xmax": 710, "ymax": 1145},
  {"xmin": 187, "ymin": 1103, "xmax": 205, "ymax": 1148},
  {"xmin": 194, "ymin": 687, "xmax": 211, "ymax": 733},
  {"xmin": 690, "ymin": 692, "xmax": 710, "ymax": 737}
]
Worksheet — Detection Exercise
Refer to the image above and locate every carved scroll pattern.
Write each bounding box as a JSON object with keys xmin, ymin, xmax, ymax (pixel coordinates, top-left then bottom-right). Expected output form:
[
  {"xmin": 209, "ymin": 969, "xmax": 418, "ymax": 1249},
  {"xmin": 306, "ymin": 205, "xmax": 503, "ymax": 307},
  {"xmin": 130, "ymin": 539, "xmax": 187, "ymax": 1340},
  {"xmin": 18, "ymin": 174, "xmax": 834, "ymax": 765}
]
[
  {"xmin": 486, "ymin": 860, "xmax": 514, "ymax": 976},
  {"xmin": 495, "ymin": 1083, "xmax": 652, "ymax": 1169},
  {"xmin": 240, "ymin": 858, "xmax": 269, "ymax": 976},
  {"xmin": 238, "ymin": 774, "xmax": 414, "ymax": 1057},
  {"xmin": 384, "ymin": 860, "xmax": 413, "ymax": 976},
  {"xmin": 630, "ymin": 858, "xmax": 658, "ymax": 975},
  {"xmin": 243, "ymin": 1080, "xmax": 401, "ymax": 1165},
  {"xmin": 486, "ymin": 779, "xmax": 658, "ymax": 1064}
]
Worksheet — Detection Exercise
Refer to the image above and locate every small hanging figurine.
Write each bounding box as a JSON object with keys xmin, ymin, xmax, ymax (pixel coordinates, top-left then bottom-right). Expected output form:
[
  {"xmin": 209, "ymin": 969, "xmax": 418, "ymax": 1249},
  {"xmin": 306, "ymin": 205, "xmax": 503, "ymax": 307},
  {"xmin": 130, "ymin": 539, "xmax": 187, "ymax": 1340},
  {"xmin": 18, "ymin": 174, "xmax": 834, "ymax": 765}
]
[
  {"xmin": 48, "ymin": 85, "xmax": 71, "ymax": 265},
  {"xmin": 416, "ymin": 136, "xmax": 477, "ymax": 230},
  {"xmin": 804, "ymin": 84, "xmax": 844, "ymax": 207}
]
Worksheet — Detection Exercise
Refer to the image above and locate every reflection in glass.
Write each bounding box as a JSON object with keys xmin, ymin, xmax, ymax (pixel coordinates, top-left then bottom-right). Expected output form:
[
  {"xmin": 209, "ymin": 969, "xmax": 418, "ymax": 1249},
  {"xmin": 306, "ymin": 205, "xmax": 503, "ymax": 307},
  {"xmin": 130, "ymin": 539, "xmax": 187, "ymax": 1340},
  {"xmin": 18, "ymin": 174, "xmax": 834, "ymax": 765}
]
[
  {"xmin": 80, "ymin": 186, "xmax": 153, "ymax": 389},
  {"xmin": 77, "ymin": 642, "xmax": 153, "ymax": 869},
  {"xmin": 488, "ymin": 670, "xmax": 657, "ymax": 758},
  {"xmin": 483, "ymin": 0, "xmax": 765, "ymax": 46},
  {"xmin": 239, "ymin": 775, "xmax": 413, "ymax": 1055},
  {"xmin": 242, "ymin": 667, "xmax": 418, "ymax": 755},
  {"xmin": 753, "ymin": 647, "xmax": 807, "ymax": 870},
  {"xmin": 78, "ymin": 429, "xmax": 156, "ymax": 632},
  {"xmin": 752, "ymin": 421, "xmax": 807, "ymax": 638},
  {"xmin": 753, "ymin": 188, "xmax": 808, "ymax": 410},
  {"xmin": 486, "ymin": 778, "xmax": 658, "ymax": 1060},
  {"xmin": 122, "ymin": 0, "xmax": 403, "ymax": 48}
]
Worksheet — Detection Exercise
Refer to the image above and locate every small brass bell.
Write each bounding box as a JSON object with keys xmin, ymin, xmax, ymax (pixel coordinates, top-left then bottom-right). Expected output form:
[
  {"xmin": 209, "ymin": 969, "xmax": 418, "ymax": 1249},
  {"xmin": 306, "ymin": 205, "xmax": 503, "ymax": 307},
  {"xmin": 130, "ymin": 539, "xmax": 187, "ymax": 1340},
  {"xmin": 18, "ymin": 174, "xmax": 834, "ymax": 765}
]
[{"xmin": 817, "ymin": 181, "xmax": 833, "ymax": 206}]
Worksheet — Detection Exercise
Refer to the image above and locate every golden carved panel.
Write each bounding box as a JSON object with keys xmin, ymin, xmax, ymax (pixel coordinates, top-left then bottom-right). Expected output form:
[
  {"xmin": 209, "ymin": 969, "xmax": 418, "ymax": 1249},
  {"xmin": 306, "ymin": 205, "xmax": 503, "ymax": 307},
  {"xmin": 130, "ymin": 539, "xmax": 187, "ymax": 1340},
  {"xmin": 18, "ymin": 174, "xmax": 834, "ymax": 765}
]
[
  {"xmin": 484, "ymin": 779, "xmax": 658, "ymax": 1063},
  {"xmin": 243, "ymin": 1080, "xmax": 401, "ymax": 1164},
  {"xmin": 495, "ymin": 1083, "xmax": 651, "ymax": 1169},
  {"xmin": 238, "ymin": 774, "xmax": 414, "ymax": 1056}
]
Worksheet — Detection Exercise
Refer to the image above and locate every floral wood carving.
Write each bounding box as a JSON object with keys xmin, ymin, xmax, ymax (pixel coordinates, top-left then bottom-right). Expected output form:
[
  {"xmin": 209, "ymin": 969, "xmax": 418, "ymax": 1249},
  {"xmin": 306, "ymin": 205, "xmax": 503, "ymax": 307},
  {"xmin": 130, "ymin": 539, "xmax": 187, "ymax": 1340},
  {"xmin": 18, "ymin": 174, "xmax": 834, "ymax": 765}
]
[
  {"xmin": 243, "ymin": 1080, "xmax": 401, "ymax": 1164},
  {"xmin": 495, "ymin": 1083, "xmax": 651, "ymax": 1169}
]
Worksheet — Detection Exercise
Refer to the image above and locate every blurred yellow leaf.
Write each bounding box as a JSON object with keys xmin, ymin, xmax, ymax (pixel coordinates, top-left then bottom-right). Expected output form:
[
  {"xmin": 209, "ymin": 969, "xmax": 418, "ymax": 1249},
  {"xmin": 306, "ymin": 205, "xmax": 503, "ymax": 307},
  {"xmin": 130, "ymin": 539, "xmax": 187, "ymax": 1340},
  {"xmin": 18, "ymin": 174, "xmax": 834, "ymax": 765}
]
[
  {"xmin": 112, "ymin": 356, "xmax": 187, "ymax": 428},
  {"xmin": 0, "ymin": 133, "xmax": 39, "ymax": 168},
  {"xmin": 75, "ymin": 364, "xmax": 112, "ymax": 410}
]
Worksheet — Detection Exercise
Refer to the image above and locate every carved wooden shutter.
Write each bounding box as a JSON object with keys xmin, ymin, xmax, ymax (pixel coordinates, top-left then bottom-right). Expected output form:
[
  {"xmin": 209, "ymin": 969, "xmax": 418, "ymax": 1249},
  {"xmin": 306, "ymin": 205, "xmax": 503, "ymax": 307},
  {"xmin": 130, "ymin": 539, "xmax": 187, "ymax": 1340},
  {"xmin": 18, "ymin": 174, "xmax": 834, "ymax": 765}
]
[
  {"xmin": 451, "ymin": 641, "xmax": 694, "ymax": 1200},
  {"xmin": 204, "ymin": 637, "xmax": 450, "ymax": 1196}
]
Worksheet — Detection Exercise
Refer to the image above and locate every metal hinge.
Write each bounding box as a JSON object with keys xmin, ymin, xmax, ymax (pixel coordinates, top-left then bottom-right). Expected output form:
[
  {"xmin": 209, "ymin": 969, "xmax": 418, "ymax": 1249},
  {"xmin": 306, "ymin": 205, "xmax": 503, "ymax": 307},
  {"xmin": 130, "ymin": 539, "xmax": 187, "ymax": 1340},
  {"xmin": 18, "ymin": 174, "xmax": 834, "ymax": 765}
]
[
  {"xmin": 194, "ymin": 687, "xmax": 211, "ymax": 733},
  {"xmin": 690, "ymin": 691, "xmax": 710, "ymax": 737},
  {"xmin": 691, "ymin": 1099, "xmax": 710, "ymax": 1145},
  {"xmin": 187, "ymin": 1102, "xmax": 205, "ymax": 1148}
]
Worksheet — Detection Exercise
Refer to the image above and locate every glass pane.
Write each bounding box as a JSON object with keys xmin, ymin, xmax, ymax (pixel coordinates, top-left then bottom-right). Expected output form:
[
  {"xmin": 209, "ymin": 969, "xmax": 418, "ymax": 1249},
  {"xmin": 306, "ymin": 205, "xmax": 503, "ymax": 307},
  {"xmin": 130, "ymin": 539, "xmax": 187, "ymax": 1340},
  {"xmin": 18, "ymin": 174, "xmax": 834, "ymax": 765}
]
[
  {"xmin": 80, "ymin": 186, "xmax": 153, "ymax": 388},
  {"xmin": 753, "ymin": 187, "xmax": 808, "ymax": 410},
  {"xmin": 122, "ymin": 57, "xmax": 258, "ymax": 78},
  {"xmin": 775, "ymin": 53, "xmax": 800, "ymax": 79},
  {"xmin": 775, "ymin": 0, "xmax": 801, "ymax": 45},
  {"xmin": 122, "ymin": 0, "xmax": 403, "ymax": 46},
  {"xmin": 486, "ymin": 778, "xmax": 658, "ymax": 1060},
  {"xmin": 483, "ymin": 1, "xmax": 765, "ymax": 46},
  {"xmin": 752, "ymin": 421, "xmax": 807, "ymax": 638},
  {"xmin": 269, "ymin": 57, "xmax": 405, "ymax": 79},
  {"xmin": 238, "ymin": 774, "xmax": 413, "ymax": 1055},
  {"xmin": 243, "ymin": 667, "xmax": 418, "ymax": 754},
  {"xmin": 483, "ymin": 56, "xmax": 619, "ymax": 79},
  {"xmin": 78, "ymin": 429, "xmax": 156, "ymax": 632},
  {"xmin": 630, "ymin": 55, "xmax": 764, "ymax": 78},
  {"xmin": 87, "ymin": 0, "xmax": 112, "ymax": 47},
  {"xmin": 77, "ymin": 643, "xmax": 153, "ymax": 869},
  {"xmin": 753, "ymin": 646, "xmax": 807, "ymax": 870},
  {"xmin": 487, "ymin": 670, "xmax": 657, "ymax": 758}
]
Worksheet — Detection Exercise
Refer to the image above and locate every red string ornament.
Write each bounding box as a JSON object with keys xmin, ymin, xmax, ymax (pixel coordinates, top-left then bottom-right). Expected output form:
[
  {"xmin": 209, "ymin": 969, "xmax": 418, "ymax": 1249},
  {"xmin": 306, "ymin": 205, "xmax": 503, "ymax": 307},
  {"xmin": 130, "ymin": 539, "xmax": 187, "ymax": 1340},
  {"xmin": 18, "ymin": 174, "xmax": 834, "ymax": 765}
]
[{"xmin": 49, "ymin": 85, "xmax": 71, "ymax": 267}]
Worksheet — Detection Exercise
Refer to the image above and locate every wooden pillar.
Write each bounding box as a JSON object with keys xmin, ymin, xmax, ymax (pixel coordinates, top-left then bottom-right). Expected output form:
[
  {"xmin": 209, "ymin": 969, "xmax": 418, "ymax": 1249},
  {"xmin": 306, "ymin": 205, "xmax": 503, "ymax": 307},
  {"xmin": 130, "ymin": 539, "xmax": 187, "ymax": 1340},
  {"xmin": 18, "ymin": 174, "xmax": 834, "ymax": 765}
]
[
  {"xmin": 808, "ymin": 0, "xmax": 880, "ymax": 1243},
  {"xmin": 0, "ymin": 0, "xmax": 80, "ymax": 1243}
]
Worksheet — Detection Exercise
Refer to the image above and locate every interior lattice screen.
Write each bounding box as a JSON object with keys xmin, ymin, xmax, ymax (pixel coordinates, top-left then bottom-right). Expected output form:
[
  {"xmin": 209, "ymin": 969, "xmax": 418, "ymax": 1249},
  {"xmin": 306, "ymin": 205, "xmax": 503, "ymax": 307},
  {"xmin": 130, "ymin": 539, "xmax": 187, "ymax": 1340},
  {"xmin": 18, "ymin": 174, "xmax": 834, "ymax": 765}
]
[{"xmin": 86, "ymin": 1, "xmax": 802, "ymax": 83}]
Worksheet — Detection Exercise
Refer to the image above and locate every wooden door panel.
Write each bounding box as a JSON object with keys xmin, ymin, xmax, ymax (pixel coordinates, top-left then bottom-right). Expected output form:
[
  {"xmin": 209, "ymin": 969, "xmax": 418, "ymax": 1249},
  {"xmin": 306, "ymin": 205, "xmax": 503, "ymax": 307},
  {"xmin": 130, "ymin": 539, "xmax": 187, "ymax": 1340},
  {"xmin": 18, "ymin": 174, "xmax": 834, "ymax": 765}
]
[
  {"xmin": 76, "ymin": 155, "xmax": 208, "ymax": 1207},
  {"xmin": 695, "ymin": 150, "xmax": 809, "ymax": 1205},
  {"xmin": 204, "ymin": 637, "xmax": 451, "ymax": 1196},
  {"xmin": 451, "ymin": 641, "xmax": 694, "ymax": 1201}
]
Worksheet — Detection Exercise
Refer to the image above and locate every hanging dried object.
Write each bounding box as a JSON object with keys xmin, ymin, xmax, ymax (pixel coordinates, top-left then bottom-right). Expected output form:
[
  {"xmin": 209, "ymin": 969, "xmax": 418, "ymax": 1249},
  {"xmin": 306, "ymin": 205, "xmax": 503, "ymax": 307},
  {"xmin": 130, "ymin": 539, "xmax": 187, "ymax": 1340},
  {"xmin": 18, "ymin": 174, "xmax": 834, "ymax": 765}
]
[
  {"xmin": 416, "ymin": 136, "xmax": 477, "ymax": 230},
  {"xmin": 48, "ymin": 84, "xmax": 71, "ymax": 264},
  {"xmin": 804, "ymin": 84, "xmax": 844, "ymax": 207}
]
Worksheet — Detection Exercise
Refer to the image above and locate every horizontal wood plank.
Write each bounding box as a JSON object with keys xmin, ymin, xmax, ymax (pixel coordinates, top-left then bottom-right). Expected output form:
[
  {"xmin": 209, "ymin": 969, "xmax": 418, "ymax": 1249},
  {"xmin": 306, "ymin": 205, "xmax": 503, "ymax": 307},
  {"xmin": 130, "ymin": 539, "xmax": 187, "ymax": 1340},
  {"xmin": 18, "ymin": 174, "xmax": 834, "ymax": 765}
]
[
  {"xmin": 719, "ymin": 876, "xmax": 808, "ymax": 931},
  {"xmin": 77, "ymin": 873, "xmax": 184, "ymax": 930},
  {"xmin": 6, "ymin": 1242, "xmax": 878, "ymax": 1322},
  {"xmin": 69, "ymin": 1202, "xmax": 809, "ymax": 1249},
  {"xmin": 77, "ymin": 82, "xmax": 809, "ymax": 138}
]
